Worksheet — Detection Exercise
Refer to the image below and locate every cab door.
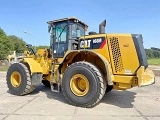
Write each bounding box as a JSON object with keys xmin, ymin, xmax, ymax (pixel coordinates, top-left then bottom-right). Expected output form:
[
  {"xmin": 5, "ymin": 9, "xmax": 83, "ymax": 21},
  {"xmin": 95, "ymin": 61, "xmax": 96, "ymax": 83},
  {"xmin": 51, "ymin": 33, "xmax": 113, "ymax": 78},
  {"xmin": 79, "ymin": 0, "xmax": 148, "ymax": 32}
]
[{"xmin": 53, "ymin": 23, "xmax": 68, "ymax": 58}]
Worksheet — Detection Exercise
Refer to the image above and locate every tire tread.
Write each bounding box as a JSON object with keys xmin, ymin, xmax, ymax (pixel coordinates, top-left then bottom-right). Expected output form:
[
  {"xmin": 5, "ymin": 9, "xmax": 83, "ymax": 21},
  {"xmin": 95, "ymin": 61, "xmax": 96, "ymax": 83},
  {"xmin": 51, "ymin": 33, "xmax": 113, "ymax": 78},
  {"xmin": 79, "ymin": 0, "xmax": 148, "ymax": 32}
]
[
  {"xmin": 6, "ymin": 62, "xmax": 35, "ymax": 95},
  {"xmin": 62, "ymin": 61, "xmax": 106, "ymax": 108}
]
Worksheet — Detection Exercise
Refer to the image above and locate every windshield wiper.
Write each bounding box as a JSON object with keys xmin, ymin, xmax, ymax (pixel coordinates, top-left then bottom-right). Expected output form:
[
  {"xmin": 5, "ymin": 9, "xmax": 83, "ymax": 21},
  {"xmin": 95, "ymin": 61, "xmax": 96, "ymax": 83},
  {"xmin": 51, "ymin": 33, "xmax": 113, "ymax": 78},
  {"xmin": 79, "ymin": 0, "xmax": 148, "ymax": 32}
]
[{"xmin": 57, "ymin": 25, "xmax": 67, "ymax": 42}]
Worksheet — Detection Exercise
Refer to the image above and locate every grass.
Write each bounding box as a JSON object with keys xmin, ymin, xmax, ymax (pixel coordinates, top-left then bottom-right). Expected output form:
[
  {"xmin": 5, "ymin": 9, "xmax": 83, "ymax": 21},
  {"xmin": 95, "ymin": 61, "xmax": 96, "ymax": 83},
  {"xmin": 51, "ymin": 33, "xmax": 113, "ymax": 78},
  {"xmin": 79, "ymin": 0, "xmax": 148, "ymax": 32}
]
[{"xmin": 148, "ymin": 58, "xmax": 160, "ymax": 65}]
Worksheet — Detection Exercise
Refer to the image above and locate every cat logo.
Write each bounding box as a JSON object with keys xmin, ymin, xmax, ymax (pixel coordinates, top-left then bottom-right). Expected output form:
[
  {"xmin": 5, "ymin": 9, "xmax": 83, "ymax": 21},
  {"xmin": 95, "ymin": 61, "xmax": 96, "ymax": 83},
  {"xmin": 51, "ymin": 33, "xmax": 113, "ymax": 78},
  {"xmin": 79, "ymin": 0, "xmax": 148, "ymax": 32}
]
[{"xmin": 80, "ymin": 40, "xmax": 91, "ymax": 48}]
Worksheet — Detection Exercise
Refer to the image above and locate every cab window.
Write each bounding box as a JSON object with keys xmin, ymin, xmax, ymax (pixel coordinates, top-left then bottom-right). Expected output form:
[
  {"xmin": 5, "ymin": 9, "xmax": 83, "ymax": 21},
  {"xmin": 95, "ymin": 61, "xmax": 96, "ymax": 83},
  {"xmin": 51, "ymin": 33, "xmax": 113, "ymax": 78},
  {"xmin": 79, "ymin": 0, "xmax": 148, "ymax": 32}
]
[
  {"xmin": 55, "ymin": 23, "xmax": 67, "ymax": 42},
  {"xmin": 69, "ymin": 24, "xmax": 85, "ymax": 39}
]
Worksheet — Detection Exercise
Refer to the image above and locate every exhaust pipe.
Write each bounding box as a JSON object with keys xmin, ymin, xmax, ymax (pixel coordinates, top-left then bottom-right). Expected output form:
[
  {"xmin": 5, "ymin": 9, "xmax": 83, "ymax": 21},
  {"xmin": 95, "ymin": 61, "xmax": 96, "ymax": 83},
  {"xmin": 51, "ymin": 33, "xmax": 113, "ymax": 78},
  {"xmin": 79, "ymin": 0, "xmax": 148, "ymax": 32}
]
[{"xmin": 99, "ymin": 20, "xmax": 106, "ymax": 34}]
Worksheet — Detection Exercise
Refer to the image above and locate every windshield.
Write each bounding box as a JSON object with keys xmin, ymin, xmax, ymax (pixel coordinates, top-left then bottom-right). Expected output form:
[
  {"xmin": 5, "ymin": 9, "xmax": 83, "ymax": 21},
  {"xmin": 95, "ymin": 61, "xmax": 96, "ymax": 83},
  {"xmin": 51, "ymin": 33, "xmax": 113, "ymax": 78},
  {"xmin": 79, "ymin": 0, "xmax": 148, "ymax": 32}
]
[
  {"xmin": 55, "ymin": 22, "xmax": 67, "ymax": 42},
  {"xmin": 69, "ymin": 24, "xmax": 85, "ymax": 39}
]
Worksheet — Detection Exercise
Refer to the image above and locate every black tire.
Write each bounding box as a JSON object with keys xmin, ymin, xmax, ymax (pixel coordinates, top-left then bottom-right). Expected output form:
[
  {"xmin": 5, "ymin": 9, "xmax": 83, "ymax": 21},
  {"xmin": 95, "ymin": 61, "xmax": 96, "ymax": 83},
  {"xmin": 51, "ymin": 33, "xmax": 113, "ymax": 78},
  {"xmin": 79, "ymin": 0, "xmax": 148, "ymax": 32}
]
[
  {"xmin": 42, "ymin": 80, "xmax": 50, "ymax": 87},
  {"xmin": 6, "ymin": 62, "xmax": 35, "ymax": 95},
  {"xmin": 62, "ymin": 61, "xmax": 106, "ymax": 108}
]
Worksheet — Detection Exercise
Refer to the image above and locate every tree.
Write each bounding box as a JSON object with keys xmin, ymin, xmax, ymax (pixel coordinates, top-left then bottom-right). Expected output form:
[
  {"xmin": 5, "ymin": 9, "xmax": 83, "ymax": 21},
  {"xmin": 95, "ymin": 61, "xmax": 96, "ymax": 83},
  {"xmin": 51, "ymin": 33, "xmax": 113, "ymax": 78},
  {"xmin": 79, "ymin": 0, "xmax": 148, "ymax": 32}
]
[
  {"xmin": 36, "ymin": 45, "xmax": 49, "ymax": 50},
  {"xmin": 145, "ymin": 49, "xmax": 160, "ymax": 59},
  {"xmin": 0, "ymin": 28, "xmax": 13, "ymax": 60},
  {"xmin": 8, "ymin": 35, "xmax": 27, "ymax": 53},
  {"xmin": 0, "ymin": 28, "xmax": 28, "ymax": 60}
]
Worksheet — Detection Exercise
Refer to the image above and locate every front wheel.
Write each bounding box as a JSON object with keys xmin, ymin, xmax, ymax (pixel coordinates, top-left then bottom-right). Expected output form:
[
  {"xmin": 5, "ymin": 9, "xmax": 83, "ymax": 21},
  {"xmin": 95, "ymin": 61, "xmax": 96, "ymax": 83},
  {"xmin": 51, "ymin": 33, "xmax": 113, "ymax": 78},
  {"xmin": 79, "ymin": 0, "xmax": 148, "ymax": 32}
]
[
  {"xmin": 6, "ymin": 63, "xmax": 35, "ymax": 95},
  {"xmin": 62, "ymin": 62, "xmax": 106, "ymax": 108}
]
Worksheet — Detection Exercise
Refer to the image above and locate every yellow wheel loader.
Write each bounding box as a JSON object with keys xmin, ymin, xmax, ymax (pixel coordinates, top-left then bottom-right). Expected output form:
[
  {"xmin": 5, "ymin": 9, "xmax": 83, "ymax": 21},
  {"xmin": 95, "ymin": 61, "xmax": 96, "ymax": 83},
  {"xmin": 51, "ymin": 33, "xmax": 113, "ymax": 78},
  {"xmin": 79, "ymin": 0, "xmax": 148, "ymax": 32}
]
[{"xmin": 6, "ymin": 17, "xmax": 155, "ymax": 107}]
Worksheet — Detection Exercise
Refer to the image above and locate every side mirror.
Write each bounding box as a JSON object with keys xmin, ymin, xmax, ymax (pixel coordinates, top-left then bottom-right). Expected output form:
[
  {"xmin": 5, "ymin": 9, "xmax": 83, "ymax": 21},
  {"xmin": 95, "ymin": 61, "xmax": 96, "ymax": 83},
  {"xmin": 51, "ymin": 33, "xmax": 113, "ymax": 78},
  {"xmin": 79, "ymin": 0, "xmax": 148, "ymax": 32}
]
[
  {"xmin": 26, "ymin": 44, "xmax": 32, "ymax": 49},
  {"xmin": 26, "ymin": 44, "xmax": 36, "ymax": 55},
  {"xmin": 48, "ymin": 24, "xmax": 51, "ymax": 33}
]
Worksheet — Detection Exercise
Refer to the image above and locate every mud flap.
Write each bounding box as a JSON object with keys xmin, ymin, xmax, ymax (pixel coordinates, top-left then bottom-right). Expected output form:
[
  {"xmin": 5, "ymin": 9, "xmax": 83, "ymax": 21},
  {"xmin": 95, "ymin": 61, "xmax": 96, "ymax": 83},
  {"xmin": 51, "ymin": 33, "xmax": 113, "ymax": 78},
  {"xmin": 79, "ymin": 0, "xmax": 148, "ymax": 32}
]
[
  {"xmin": 31, "ymin": 73, "xmax": 42, "ymax": 85},
  {"xmin": 137, "ymin": 66, "xmax": 155, "ymax": 86}
]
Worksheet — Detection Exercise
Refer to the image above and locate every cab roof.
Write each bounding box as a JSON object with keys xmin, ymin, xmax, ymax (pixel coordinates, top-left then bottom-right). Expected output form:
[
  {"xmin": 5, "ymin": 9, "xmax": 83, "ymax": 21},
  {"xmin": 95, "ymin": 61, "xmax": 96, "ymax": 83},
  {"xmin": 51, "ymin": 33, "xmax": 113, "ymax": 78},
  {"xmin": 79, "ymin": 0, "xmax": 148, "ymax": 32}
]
[{"xmin": 47, "ymin": 17, "xmax": 88, "ymax": 27}]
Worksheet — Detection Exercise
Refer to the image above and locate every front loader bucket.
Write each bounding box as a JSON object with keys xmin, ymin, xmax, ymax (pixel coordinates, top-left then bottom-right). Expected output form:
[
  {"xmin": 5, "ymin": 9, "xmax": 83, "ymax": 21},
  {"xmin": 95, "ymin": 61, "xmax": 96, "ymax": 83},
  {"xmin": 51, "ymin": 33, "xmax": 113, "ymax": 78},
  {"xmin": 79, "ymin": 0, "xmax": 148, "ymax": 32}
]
[{"xmin": 137, "ymin": 66, "xmax": 155, "ymax": 86}]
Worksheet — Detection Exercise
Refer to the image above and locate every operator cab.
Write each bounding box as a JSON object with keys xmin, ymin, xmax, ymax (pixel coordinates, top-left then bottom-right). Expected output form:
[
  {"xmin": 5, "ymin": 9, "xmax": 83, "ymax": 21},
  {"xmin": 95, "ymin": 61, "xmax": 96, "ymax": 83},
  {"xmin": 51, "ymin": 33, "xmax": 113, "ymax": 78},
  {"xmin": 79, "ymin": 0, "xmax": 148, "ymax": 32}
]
[{"xmin": 47, "ymin": 17, "xmax": 88, "ymax": 58}]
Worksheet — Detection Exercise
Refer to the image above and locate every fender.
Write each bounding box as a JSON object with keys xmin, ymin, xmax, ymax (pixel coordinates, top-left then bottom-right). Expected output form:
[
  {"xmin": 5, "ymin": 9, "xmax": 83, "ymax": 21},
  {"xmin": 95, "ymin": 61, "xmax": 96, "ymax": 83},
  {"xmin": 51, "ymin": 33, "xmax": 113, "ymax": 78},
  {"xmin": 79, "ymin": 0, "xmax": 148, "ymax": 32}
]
[
  {"xmin": 23, "ymin": 58, "xmax": 43, "ymax": 73},
  {"xmin": 92, "ymin": 51, "xmax": 114, "ymax": 85},
  {"xmin": 62, "ymin": 50, "xmax": 113, "ymax": 85}
]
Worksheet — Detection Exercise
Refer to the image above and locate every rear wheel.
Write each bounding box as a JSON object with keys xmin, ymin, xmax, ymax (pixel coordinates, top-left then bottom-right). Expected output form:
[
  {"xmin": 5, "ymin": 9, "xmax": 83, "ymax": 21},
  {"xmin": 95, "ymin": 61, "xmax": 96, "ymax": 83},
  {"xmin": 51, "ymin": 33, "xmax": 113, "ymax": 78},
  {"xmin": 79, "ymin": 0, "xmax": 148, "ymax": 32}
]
[
  {"xmin": 62, "ymin": 62, "xmax": 106, "ymax": 108},
  {"xmin": 6, "ymin": 63, "xmax": 35, "ymax": 95}
]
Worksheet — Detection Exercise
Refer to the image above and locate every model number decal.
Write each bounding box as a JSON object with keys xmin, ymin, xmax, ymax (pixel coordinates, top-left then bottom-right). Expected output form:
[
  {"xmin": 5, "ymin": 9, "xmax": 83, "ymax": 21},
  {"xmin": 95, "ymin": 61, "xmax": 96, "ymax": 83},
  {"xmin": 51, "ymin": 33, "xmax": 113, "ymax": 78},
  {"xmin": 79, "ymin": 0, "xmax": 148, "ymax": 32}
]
[{"xmin": 93, "ymin": 38, "xmax": 102, "ymax": 43}]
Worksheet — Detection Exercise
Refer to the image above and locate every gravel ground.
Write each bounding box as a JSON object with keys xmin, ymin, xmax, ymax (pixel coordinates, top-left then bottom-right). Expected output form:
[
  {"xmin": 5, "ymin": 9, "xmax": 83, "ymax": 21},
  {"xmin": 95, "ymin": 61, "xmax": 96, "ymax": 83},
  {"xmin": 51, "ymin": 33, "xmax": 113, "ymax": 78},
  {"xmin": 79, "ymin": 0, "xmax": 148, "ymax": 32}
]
[{"xmin": 0, "ymin": 65, "xmax": 159, "ymax": 120}]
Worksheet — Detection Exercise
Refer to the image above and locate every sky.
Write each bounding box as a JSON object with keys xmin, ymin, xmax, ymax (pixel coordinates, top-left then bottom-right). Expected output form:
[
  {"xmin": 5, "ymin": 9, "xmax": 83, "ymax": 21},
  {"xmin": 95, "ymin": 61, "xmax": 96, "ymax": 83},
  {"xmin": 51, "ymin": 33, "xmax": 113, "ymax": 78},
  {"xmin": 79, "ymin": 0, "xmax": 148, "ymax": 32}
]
[{"xmin": 0, "ymin": 0, "xmax": 160, "ymax": 48}]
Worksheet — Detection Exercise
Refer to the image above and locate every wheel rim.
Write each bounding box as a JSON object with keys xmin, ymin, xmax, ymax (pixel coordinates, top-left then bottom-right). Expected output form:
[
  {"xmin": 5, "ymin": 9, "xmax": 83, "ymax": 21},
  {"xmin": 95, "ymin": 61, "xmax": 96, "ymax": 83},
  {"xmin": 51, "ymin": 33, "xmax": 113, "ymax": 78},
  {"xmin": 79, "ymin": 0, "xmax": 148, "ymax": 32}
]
[
  {"xmin": 70, "ymin": 74, "xmax": 89, "ymax": 96},
  {"xmin": 11, "ymin": 71, "xmax": 21, "ymax": 87}
]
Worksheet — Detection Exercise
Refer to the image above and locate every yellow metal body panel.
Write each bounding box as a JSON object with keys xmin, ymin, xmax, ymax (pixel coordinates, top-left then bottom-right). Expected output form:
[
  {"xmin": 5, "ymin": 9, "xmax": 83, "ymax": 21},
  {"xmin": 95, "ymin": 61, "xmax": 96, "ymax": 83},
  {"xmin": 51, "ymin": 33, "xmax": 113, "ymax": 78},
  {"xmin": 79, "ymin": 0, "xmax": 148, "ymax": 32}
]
[
  {"xmin": 38, "ymin": 58, "xmax": 52, "ymax": 74},
  {"xmin": 53, "ymin": 65, "xmax": 60, "ymax": 83},
  {"xmin": 35, "ymin": 49, "xmax": 52, "ymax": 74},
  {"xmin": 57, "ymin": 58, "xmax": 63, "ymax": 63},
  {"xmin": 107, "ymin": 34, "xmax": 139, "ymax": 75},
  {"xmin": 45, "ymin": 74, "xmax": 51, "ymax": 81},
  {"xmin": 142, "ymin": 69, "xmax": 155, "ymax": 86},
  {"xmin": 23, "ymin": 58, "xmax": 43, "ymax": 73},
  {"xmin": 80, "ymin": 34, "xmax": 140, "ymax": 75},
  {"xmin": 23, "ymin": 49, "xmax": 53, "ymax": 75},
  {"xmin": 137, "ymin": 66, "xmax": 155, "ymax": 86},
  {"xmin": 87, "ymin": 34, "xmax": 111, "ymax": 63},
  {"xmin": 113, "ymin": 75, "xmax": 137, "ymax": 90},
  {"xmin": 60, "ymin": 49, "xmax": 114, "ymax": 85}
]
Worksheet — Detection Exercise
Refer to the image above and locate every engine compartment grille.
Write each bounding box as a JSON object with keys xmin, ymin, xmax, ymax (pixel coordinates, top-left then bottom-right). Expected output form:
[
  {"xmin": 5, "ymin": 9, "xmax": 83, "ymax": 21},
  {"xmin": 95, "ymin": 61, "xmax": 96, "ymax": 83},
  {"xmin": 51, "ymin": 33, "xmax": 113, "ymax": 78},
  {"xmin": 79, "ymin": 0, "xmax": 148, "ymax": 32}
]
[{"xmin": 110, "ymin": 37, "xmax": 124, "ymax": 73}]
